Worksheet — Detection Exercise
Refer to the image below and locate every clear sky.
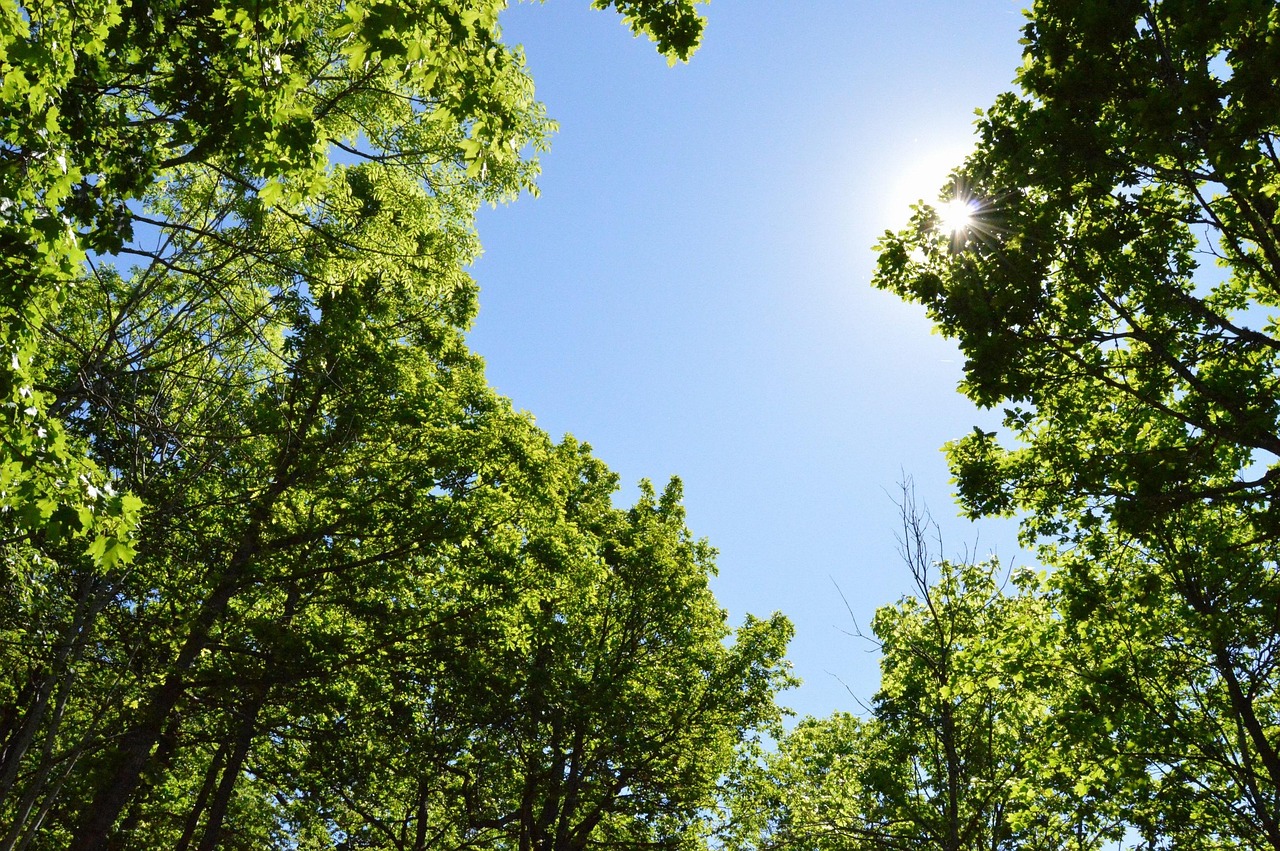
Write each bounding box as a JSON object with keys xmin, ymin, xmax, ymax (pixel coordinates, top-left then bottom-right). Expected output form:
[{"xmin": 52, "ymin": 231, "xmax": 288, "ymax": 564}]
[{"xmin": 469, "ymin": 0, "xmax": 1032, "ymax": 721}]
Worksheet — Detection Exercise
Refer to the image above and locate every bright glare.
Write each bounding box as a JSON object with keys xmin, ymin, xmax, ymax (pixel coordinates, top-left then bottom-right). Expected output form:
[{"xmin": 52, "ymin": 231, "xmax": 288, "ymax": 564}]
[
  {"xmin": 884, "ymin": 142, "xmax": 975, "ymax": 228},
  {"xmin": 938, "ymin": 197, "xmax": 977, "ymax": 234}
]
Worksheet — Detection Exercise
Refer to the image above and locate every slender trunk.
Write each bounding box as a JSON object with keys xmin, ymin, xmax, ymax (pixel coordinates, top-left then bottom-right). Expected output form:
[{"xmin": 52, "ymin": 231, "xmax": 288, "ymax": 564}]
[
  {"xmin": 173, "ymin": 743, "xmax": 228, "ymax": 851},
  {"xmin": 1211, "ymin": 644, "xmax": 1280, "ymax": 851},
  {"xmin": 195, "ymin": 696, "xmax": 264, "ymax": 851},
  {"xmin": 535, "ymin": 721, "xmax": 565, "ymax": 851},
  {"xmin": 0, "ymin": 578, "xmax": 111, "ymax": 850},
  {"xmin": 0, "ymin": 572, "xmax": 107, "ymax": 801},
  {"xmin": 553, "ymin": 726, "xmax": 587, "ymax": 851},
  {"xmin": 5, "ymin": 730, "xmax": 91, "ymax": 851},
  {"xmin": 0, "ymin": 675, "xmax": 56, "ymax": 804},
  {"xmin": 195, "ymin": 584, "xmax": 298, "ymax": 851},
  {"xmin": 1175, "ymin": 564, "xmax": 1280, "ymax": 851},
  {"xmin": 520, "ymin": 628, "xmax": 555, "ymax": 851},
  {"xmin": 0, "ymin": 675, "xmax": 78, "ymax": 851},
  {"xmin": 10, "ymin": 747, "xmax": 86, "ymax": 849},
  {"xmin": 941, "ymin": 699, "xmax": 961, "ymax": 851},
  {"xmin": 413, "ymin": 777, "xmax": 430, "ymax": 851},
  {"xmin": 67, "ymin": 533, "xmax": 263, "ymax": 851},
  {"xmin": 68, "ymin": 374, "xmax": 324, "ymax": 851}
]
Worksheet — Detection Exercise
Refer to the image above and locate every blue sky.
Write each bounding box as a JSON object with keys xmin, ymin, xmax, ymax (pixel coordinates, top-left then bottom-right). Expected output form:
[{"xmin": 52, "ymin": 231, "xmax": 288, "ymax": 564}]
[{"xmin": 469, "ymin": 0, "xmax": 1032, "ymax": 720}]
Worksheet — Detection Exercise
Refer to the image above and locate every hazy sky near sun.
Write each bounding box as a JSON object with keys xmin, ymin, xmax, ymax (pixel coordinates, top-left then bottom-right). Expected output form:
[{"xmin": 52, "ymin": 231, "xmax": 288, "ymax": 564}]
[{"xmin": 469, "ymin": 0, "xmax": 1032, "ymax": 720}]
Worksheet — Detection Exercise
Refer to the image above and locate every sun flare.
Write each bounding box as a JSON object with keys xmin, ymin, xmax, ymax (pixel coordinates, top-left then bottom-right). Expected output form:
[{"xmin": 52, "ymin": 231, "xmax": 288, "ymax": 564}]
[
  {"xmin": 937, "ymin": 197, "xmax": 977, "ymax": 234},
  {"xmin": 884, "ymin": 142, "xmax": 975, "ymax": 228}
]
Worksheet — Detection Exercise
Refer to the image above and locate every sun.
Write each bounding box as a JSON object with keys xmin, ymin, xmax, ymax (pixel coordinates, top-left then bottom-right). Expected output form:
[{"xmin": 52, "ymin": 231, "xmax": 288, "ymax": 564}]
[
  {"xmin": 883, "ymin": 141, "xmax": 976, "ymax": 228},
  {"xmin": 937, "ymin": 197, "xmax": 977, "ymax": 235}
]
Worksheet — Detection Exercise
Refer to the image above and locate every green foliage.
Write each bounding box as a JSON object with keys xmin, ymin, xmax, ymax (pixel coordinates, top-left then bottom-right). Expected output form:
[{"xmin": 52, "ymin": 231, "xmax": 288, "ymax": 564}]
[
  {"xmin": 0, "ymin": 1, "xmax": 772, "ymax": 849},
  {"xmin": 874, "ymin": 1, "xmax": 1280, "ymax": 847},
  {"xmin": 589, "ymin": 0, "xmax": 707, "ymax": 63},
  {"xmin": 0, "ymin": 0, "xmax": 706, "ymax": 583},
  {"xmin": 295, "ymin": 466, "xmax": 794, "ymax": 851},
  {"xmin": 720, "ymin": 499, "xmax": 1120, "ymax": 851}
]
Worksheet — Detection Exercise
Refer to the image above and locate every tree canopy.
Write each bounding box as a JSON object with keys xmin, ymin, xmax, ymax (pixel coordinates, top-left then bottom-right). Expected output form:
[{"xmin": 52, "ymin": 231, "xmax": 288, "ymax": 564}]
[
  {"xmin": 719, "ymin": 495, "xmax": 1120, "ymax": 851},
  {"xmin": 875, "ymin": 1, "xmax": 1280, "ymax": 848},
  {"xmin": 13, "ymin": 0, "xmax": 1280, "ymax": 849},
  {"xmin": 0, "ymin": 0, "xmax": 704, "ymax": 565},
  {"xmin": 0, "ymin": 2, "xmax": 805, "ymax": 849}
]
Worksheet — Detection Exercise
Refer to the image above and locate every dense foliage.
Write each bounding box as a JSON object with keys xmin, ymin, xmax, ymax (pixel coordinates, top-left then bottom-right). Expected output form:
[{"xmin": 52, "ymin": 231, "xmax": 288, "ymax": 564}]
[
  {"xmin": 0, "ymin": 0, "xmax": 706, "ymax": 563},
  {"xmin": 871, "ymin": 1, "xmax": 1280, "ymax": 849},
  {"xmin": 11, "ymin": 0, "xmax": 1280, "ymax": 849},
  {"xmin": 0, "ymin": 1, "xmax": 803, "ymax": 849},
  {"xmin": 719, "ymin": 497, "xmax": 1121, "ymax": 851}
]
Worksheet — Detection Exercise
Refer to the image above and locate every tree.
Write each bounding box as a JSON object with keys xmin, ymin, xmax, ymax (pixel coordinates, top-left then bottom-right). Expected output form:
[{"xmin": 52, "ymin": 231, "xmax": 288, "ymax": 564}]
[
  {"xmin": 0, "ymin": 0, "xmax": 706, "ymax": 585},
  {"xmin": 719, "ymin": 494, "xmax": 1118, "ymax": 851},
  {"xmin": 477, "ymin": 476, "xmax": 792, "ymax": 851},
  {"xmin": 719, "ymin": 711, "xmax": 871, "ymax": 851},
  {"xmin": 0, "ymin": 1, "xmax": 756, "ymax": 848},
  {"xmin": 2, "ymin": 152, "xmax": 792, "ymax": 848},
  {"xmin": 874, "ymin": 2, "xmax": 1280, "ymax": 846},
  {"xmin": 7, "ymin": 159, "xmax": 569, "ymax": 849},
  {"xmin": 295, "ymin": 464, "xmax": 794, "ymax": 851}
]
